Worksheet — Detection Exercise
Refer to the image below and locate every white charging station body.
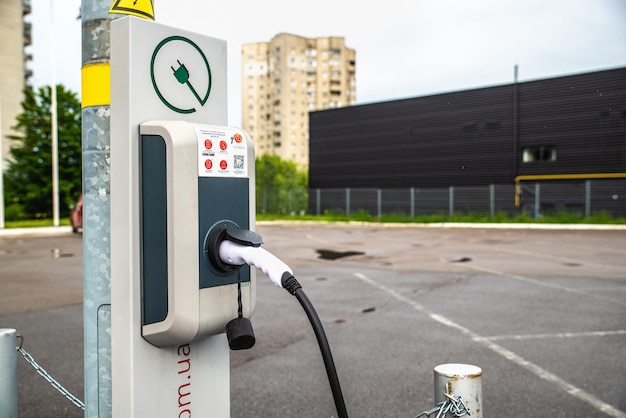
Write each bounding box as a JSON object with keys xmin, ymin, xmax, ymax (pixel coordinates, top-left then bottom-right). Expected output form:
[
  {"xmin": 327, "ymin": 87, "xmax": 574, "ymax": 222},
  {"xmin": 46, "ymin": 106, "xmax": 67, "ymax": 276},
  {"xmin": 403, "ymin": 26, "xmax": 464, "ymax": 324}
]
[
  {"xmin": 110, "ymin": 17, "xmax": 246, "ymax": 417},
  {"xmin": 139, "ymin": 120, "xmax": 256, "ymax": 347}
]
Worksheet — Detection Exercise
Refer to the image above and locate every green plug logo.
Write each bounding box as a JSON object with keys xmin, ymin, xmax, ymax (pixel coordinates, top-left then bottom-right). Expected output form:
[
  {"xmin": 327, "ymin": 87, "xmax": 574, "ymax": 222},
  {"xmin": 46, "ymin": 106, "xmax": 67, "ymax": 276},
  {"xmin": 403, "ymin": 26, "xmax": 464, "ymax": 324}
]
[
  {"xmin": 171, "ymin": 60, "xmax": 189, "ymax": 84},
  {"xmin": 171, "ymin": 59, "xmax": 204, "ymax": 105}
]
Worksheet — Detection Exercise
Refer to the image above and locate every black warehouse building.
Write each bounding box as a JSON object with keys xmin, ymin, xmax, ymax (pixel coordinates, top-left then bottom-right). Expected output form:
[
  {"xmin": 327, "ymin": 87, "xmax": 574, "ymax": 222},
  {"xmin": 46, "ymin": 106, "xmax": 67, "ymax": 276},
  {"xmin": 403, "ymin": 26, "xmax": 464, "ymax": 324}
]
[{"xmin": 308, "ymin": 67, "xmax": 626, "ymax": 216}]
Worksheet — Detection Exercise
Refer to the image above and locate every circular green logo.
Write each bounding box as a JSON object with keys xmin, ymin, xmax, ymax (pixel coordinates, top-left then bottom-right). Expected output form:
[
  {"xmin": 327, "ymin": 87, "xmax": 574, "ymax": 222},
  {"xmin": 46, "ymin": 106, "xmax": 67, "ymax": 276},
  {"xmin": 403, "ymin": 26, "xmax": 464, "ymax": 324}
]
[{"xmin": 150, "ymin": 36, "xmax": 212, "ymax": 114}]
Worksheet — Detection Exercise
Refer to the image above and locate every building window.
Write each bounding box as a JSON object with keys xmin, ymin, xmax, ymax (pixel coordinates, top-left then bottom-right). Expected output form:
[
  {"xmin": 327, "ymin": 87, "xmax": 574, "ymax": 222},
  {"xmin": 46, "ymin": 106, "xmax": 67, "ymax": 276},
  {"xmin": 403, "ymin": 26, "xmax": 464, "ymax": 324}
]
[
  {"xmin": 462, "ymin": 123, "xmax": 477, "ymax": 133},
  {"xmin": 522, "ymin": 146, "xmax": 557, "ymax": 163}
]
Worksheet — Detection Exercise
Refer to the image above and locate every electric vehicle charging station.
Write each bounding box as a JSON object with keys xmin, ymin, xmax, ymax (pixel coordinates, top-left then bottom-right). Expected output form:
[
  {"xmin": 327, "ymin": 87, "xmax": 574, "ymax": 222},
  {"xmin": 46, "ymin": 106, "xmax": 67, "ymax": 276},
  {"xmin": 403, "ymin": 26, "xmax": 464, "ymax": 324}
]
[
  {"xmin": 138, "ymin": 121, "xmax": 256, "ymax": 347},
  {"xmin": 110, "ymin": 17, "xmax": 253, "ymax": 416}
]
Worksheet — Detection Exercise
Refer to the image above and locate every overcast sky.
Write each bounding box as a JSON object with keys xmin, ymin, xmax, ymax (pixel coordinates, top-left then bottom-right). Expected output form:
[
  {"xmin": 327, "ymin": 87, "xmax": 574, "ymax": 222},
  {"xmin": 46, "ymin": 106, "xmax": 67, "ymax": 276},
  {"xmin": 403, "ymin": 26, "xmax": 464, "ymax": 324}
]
[{"xmin": 29, "ymin": 0, "xmax": 626, "ymax": 126}]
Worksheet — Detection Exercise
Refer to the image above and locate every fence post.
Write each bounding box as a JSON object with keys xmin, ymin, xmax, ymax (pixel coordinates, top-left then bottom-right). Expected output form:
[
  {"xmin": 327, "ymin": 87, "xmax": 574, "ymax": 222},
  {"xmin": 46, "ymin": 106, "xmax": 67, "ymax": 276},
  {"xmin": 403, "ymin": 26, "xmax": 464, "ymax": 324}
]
[
  {"xmin": 316, "ymin": 188, "xmax": 321, "ymax": 216},
  {"xmin": 449, "ymin": 186, "xmax": 454, "ymax": 218},
  {"xmin": 434, "ymin": 363, "xmax": 482, "ymax": 418},
  {"xmin": 489, "ymin": 184, "xmax": 495, "ymax": 219},
  {"xmin": 534, "ymin": 183, "xmax": 541, "ymax": 217},
  {"xmin": 377, "ymin": 189, "xmax": 382, "ymax": 218},
  {"xmin": 585, "ymin": 180, "xmax": 591, "ymax": 218},
  {"xmin": 346, "ymin": 188, "xmax": 351, "ymax": 217},
  {"xmin": 0, "ymin": 328, "xmax": 17, "ymax": 418},
  {"xmin": 410, "ymin": 187, "xmax": 415, "ymax": 218}
]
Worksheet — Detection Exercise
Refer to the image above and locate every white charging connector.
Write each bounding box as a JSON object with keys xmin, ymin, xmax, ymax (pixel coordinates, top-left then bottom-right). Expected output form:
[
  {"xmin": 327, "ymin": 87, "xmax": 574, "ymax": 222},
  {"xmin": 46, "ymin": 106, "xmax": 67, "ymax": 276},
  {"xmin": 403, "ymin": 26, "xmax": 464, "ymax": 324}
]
[{"xmin": 218, "ymin": 240, "xmax": 292, "ymax": 287}]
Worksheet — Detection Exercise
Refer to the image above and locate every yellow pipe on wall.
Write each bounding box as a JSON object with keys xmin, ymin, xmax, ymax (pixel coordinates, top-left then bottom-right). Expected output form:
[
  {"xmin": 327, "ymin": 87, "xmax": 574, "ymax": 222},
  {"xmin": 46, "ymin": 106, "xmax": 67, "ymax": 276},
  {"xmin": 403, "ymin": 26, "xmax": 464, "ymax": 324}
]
[{"xmin": 514, "ymin": 173, "xmax": 626, "ymax": 207}]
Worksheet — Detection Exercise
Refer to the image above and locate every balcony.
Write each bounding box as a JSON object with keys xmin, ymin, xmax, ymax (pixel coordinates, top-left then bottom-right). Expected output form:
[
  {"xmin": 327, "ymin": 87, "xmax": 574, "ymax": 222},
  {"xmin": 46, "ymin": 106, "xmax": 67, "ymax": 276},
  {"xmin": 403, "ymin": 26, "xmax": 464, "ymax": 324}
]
[
  {"xmin": 23, "ymin": 0, "xmax": 32, "ymax": 15},
  {"xmin": 23, "ymin": 22, "xmax": 32, "ymax": 46}
]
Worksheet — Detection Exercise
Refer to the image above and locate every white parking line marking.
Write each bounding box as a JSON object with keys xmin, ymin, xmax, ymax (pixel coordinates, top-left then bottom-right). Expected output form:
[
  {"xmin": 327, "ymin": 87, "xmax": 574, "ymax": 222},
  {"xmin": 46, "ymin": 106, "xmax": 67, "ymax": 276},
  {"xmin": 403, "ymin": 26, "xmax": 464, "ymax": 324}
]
[
  {"xmin": 354, "ymin": 272, "xmax": 626, "ymax": 418},
  {"xmin": 484, "ymin": 330, "xmax": 626, "ymax": 342},
  {"xmin": 466, "ymin": 264, "xmax": 626, "ymax": 307}
]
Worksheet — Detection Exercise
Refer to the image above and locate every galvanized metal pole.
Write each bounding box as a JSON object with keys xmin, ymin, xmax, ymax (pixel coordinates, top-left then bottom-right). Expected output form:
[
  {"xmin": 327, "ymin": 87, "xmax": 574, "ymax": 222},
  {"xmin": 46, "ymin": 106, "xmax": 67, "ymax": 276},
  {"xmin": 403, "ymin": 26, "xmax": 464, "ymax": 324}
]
[
  {"xmin": 0, "ymin": 328, "xmax": 17, "ymax": 418},
  {"xmin": 434, "ymin": 363, "xmax": 482, "ymax": 418},
  {"xmin": 81, "ymin": 1, "xmax": 118, "ymax": 416}
]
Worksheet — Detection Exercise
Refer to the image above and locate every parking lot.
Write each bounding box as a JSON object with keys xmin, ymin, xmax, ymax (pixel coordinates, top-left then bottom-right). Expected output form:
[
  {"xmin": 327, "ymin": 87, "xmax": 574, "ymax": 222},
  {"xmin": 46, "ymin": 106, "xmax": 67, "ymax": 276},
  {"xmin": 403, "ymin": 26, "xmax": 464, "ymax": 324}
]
[{"xmin": 1, "ymin": 223, "xmax": 625, "ymax": 417}]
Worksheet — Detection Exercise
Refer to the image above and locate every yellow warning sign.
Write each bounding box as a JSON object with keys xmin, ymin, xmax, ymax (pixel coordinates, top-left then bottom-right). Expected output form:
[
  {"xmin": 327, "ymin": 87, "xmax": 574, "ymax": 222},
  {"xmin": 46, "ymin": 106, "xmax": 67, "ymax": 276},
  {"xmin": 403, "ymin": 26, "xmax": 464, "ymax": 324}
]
[{"xmin": 109, "ymin": 0, "xmax": 155, "ymax": 21}]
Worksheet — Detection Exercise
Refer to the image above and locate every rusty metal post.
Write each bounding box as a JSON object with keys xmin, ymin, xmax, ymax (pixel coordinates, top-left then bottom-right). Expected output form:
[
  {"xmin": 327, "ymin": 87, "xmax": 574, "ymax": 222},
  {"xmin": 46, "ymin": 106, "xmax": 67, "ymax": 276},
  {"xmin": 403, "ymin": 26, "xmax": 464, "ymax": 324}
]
[
  {"xmin": 434, "ymin": 363, "xmax": 482, "ymax": 417},
  {"xmin": 0, "ymin": 328, "xmax": 17, "ymax": 418}
]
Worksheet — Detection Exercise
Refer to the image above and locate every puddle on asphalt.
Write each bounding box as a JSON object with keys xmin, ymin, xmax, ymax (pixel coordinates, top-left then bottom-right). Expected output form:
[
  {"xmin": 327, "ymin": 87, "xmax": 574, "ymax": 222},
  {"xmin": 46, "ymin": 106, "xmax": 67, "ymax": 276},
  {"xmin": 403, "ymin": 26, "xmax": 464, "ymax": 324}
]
[
  {"xmin": 316, "ymin": 249, "xmax": 365, "ymax": 260},
  {"xmin": 450, "ymin": 256, "xmax": 472, "ymax": 263}
]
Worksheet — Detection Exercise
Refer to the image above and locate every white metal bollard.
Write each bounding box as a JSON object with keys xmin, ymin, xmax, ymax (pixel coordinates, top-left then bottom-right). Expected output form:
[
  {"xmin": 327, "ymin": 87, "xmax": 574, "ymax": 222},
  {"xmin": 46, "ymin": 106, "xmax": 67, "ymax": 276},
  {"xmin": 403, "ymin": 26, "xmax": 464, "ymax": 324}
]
[
  {"xmin": 434, "ymin": 363, "xmax": 482, "ymax": 417},
  {"xmin": 0, "ymin": 328, "xmax": 18, "ymax": 418}
]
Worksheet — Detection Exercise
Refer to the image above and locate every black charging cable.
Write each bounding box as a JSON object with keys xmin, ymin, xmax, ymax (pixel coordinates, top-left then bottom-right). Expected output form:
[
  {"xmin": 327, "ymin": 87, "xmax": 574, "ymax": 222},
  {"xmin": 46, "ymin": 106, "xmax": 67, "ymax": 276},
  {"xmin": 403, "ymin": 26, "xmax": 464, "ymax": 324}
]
[
  {"xmin": 212, "ymin": 227, "xmax": 349, "ymax": 416},
  {"xmin": 282, "ymin": 272, "xmax": 349, "ymax": 418}
]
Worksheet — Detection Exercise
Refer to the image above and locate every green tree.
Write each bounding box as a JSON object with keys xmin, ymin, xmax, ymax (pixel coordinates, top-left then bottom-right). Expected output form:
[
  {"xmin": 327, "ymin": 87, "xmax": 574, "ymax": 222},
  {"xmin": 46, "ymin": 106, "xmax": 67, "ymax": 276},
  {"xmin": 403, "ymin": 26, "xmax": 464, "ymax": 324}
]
[
  {"xmin": 256, "ymin": 154, "xmax": 308, "ymax": 214},
  {"xmin": 3, "ymin": 85, "xmax": 82, "ymax": 219}
]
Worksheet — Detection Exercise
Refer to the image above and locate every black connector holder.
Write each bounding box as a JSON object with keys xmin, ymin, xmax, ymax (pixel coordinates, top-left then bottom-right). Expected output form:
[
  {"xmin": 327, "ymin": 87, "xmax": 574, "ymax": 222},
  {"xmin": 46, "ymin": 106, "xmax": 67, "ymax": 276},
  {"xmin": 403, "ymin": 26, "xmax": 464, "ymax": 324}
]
[{"xmin": 225, "ymin": 317, "xmax": 255, "ymax": 350}]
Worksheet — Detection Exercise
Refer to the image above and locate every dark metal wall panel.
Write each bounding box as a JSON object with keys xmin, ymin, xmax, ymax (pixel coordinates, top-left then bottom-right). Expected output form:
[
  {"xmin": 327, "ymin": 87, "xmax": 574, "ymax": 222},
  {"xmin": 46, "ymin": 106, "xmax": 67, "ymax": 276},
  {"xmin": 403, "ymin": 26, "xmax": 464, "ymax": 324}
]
[
  {"xmin": 517, "ymin": 68, "xmax": 626, "ymax": 175},
  {"xmin": 310, "ymin": 84, "xmax": 515, "ymax": 188},
  {"xmin": 309, "ymin": 67, "xmax": 626, "ymax": 189}
]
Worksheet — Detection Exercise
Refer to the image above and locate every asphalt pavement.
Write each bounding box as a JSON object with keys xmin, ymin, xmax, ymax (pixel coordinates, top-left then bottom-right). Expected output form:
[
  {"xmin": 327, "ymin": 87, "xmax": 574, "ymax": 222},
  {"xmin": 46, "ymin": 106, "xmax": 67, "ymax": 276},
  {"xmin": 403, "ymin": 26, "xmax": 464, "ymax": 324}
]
[{"xmin": 1, "ymin": 223, "xmax": 625, "ymax": 417}]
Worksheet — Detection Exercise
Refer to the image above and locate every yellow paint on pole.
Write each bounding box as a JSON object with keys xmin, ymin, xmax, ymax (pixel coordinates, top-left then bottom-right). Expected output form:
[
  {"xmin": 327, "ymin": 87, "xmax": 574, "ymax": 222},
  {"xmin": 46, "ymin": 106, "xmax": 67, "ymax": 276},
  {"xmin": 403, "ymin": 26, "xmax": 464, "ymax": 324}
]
[
  {"xmin": 81, "ymin": 63, "xmax": 111, "ymax": 108},
  {"xmin": 109, "ymin": 0, "xmax": 155, "ymax": 21}
]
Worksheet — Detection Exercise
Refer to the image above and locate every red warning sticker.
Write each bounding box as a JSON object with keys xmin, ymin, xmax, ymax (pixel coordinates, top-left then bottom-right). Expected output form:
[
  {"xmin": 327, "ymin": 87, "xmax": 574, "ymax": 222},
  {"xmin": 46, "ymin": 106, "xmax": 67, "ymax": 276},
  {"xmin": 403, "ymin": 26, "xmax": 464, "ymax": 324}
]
[{"xmin": 195, "ymin": 126, "xmax": 250, "ymax": 178}]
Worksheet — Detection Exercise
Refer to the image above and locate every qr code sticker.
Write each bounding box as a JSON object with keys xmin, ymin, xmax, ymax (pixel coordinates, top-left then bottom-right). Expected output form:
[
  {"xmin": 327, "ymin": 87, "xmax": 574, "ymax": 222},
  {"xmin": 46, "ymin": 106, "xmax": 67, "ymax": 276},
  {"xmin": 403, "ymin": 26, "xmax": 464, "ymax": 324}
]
[{"xmin": 234, "ymin": 155, "xmax": 245, "ymax": 170}]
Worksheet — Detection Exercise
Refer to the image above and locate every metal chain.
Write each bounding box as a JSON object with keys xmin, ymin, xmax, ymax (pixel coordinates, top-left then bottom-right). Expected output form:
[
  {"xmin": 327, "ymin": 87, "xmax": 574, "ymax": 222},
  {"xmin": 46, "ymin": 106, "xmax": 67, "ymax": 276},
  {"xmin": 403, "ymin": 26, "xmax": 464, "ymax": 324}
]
[
  {"xmin": 416, "ymin": 392, "xmax": 471, "ymax": 418},
  {"xmin": 16, "ymin": 335, "xmax": 85, "ymax": 411}
]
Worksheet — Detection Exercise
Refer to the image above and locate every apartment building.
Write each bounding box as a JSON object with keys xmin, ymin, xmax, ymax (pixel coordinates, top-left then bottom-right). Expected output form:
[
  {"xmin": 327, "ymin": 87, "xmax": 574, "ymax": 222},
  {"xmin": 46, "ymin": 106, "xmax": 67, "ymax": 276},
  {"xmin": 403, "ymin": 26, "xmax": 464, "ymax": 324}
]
[
  {"xmin": 242, "ymin": 33, "xmax": 356, "ymax": 167},
  {"xmin": 0, "ymin": 0, "xmax": 32, "ymax": 166}
]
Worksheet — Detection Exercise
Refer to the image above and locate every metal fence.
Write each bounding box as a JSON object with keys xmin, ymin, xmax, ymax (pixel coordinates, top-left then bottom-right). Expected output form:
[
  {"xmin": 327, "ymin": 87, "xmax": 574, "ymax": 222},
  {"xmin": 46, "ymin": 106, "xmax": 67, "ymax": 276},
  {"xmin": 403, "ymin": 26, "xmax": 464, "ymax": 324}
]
[{"xmin": 258, "ymin": 179, "xmax": 626, "ymax": 218}]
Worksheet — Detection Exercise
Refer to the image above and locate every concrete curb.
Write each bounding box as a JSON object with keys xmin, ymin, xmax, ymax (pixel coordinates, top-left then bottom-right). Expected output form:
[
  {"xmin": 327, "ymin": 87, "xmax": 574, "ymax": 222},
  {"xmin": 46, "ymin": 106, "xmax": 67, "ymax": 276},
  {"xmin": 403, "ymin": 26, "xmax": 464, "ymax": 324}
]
[
  {"xmin": 1, "ymin": 222, "xmax": 624, "ymax": 237},
  {"xmin": 257, "ymin": 220, "xmax": 626, "ymax": 230},
  {"xmin": 0, "ymin": 226, "xmax": 74, "ymax": 237}
]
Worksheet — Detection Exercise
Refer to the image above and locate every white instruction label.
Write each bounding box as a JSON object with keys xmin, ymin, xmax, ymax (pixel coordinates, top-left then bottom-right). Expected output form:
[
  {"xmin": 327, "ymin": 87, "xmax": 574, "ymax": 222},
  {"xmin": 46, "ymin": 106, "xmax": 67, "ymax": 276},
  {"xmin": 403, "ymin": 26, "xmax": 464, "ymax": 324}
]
[{"xmin": 195, "ymin": 126, "xmax": 248, "ymax": 178}]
